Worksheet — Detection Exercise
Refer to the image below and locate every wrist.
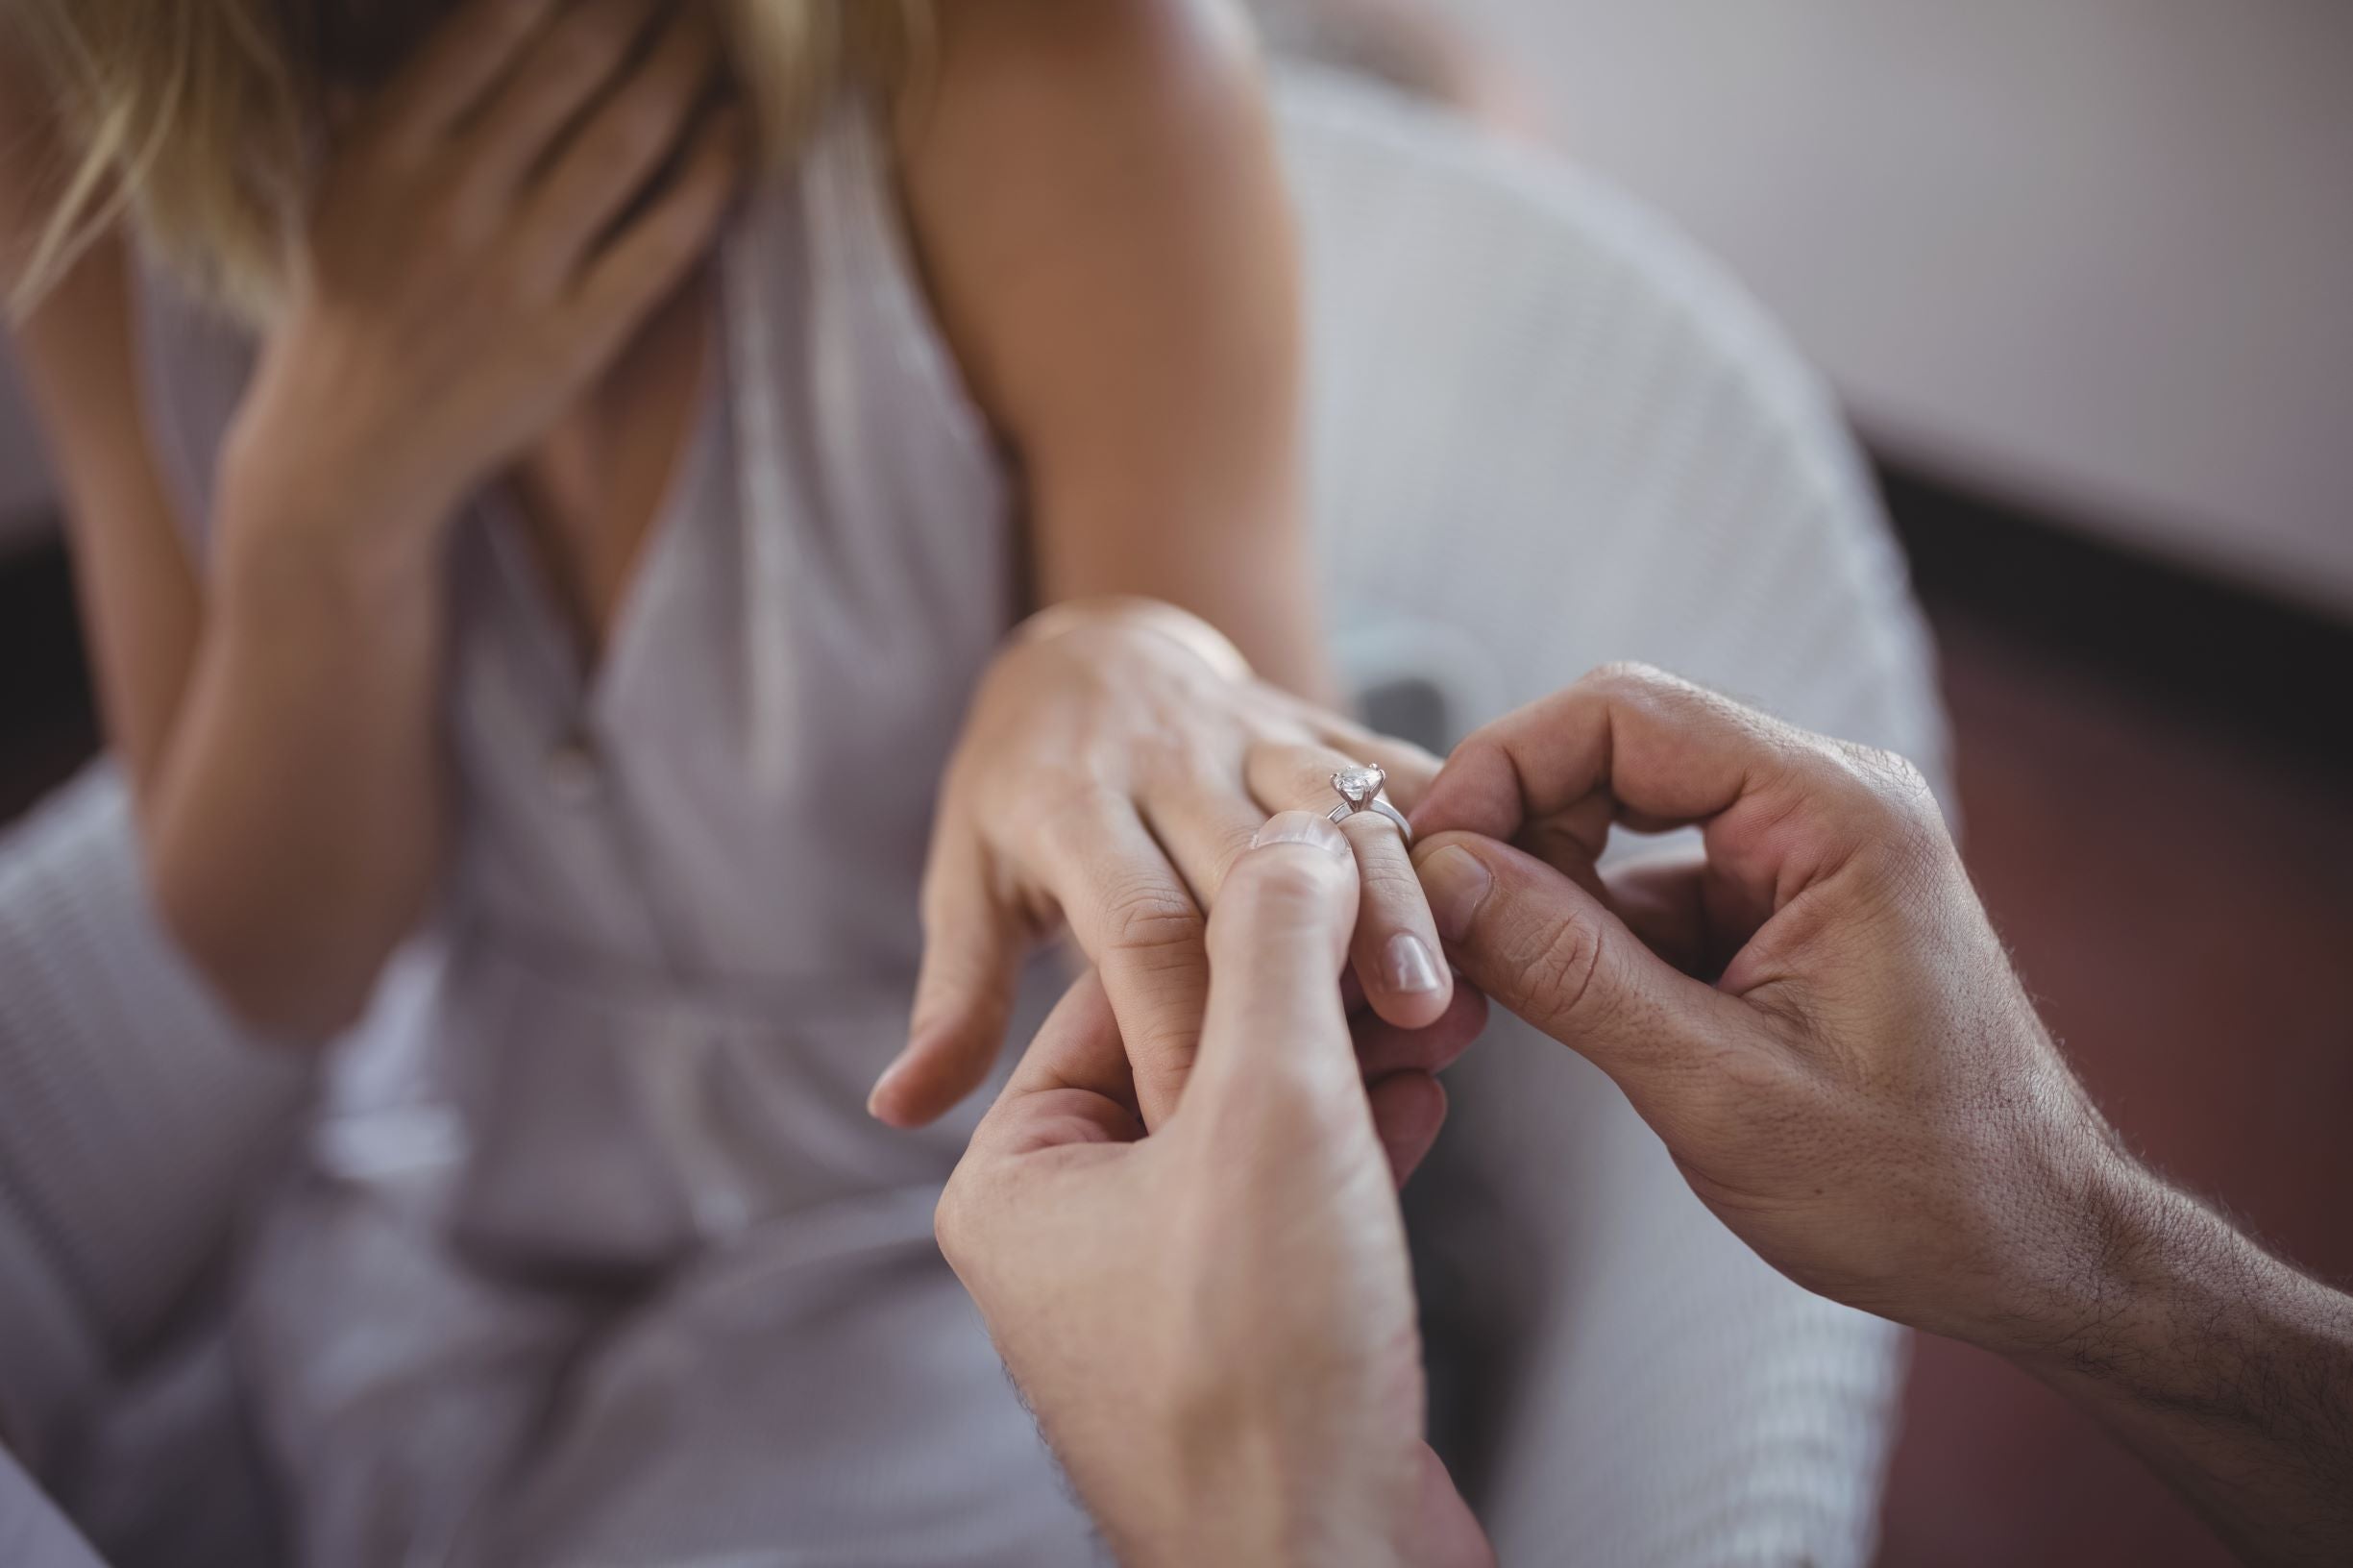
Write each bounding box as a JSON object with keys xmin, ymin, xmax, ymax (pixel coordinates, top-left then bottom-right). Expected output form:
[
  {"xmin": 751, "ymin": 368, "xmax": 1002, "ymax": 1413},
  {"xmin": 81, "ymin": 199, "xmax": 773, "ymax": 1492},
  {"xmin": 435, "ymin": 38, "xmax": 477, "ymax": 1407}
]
[
  {"xmin": 1056, "ymin": 1371, "xmax": 1408, "ymax": 1568},
  {"xmin": 1124, "ymin": 1429, "xmax": 1292, "ymax": 1568},
  {"xmin": 210, "ymin": 499, "xmax": 448, "ymax": 677},
  {"xmin": 1998, "ymin": 1170, "xmax": 2353, "ymax": 1557},
  {"xmin": 1122, "ymin": 1389, "xmax": 1414, "ymax": 1568},
  {"xmin": 1950, "ymin": 1149, "xmax": 2170, "ymax": 1368},
  {"xmin": 1995, "ymin": 1158, "xmax": 2313, "ymax": 1392},
  {"xmin": 222, "ymin": 338, "xmax": 468, "ymax": 574},
  {"xmin": 214, "ymin": 429, "xmax": 451, "ymax": 613},
  {"xmin": 1116, "ymin": 1458, "xmax": 1410, "ymax": 1568}
]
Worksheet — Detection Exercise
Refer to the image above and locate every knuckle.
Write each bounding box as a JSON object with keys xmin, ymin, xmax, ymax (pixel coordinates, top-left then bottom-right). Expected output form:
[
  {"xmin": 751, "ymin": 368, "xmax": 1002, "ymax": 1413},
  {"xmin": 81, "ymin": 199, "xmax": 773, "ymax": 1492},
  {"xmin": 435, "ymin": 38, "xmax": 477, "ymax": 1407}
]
[
  {"xmin": 1103, "ymin": 879, "xmax": 1204, "ymax": 957},
  {"xmin": 1225, "ymin": 850, "xmax": 1340, "ymax": 924},
  {"xmin": 1831, "ymin": 743, "xmax": 1948, "ymax": 846},
  {"xmin": 1879, "ymin": 751, "xmax": 1943, "ymax": 821},
  {"xmin": 1584, "ymin": 660, "xmax": 1677, "ymax": 701},
  {"xmin": 1261, "ymin": 739, "xmax": 1325, "ymax": 790},
  {"xmin": 1026, "ymin": 782, "xmax": 1127, "ymax": 858},
  {"xmin": 932, "ymin": 1175, "xmax": 976, "ymax": 1266},
  {"xmin": 1586, "ymin": 658, "xmax": 1660, "ymax": 688},
  {"xmin": 1201, "ymin": 821, "xmax": 1263, "ymax": 888},
  {"xmin": 1839, "ymin": 739, "xmax": 1929, "ymax": 802},
  {"xmin": 1350, "ymin": 847, "xmax": 1425, "ymax": 910},
  {"xmin": 1513, "ymin": 905, "xmax": 1605, "ymax": 1022}
]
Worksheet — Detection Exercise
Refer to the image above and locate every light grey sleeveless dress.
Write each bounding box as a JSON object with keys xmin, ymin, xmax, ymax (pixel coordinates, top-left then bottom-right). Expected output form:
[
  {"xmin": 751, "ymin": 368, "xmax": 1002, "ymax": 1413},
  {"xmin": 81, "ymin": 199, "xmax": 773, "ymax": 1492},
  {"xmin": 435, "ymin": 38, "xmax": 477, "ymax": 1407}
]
[{"xmin": 135, "ymin": 101, "xmax": 1098, "ymax": 1567}]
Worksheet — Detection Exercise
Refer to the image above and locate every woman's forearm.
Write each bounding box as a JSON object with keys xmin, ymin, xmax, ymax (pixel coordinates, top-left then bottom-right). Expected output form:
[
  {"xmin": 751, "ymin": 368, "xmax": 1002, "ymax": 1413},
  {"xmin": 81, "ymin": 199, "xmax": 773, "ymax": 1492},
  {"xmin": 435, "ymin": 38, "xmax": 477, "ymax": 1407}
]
[
  {"xmin": 144, "ymin": 493, "xmax": 451, "ymax": 1042},
  {"xmin": 896, "ymin": 0, "xmax": 1333, "ymax": 702},
  {"xmin": 16, "ymin": 246, "xmax": 451, "ymax": 1043}
]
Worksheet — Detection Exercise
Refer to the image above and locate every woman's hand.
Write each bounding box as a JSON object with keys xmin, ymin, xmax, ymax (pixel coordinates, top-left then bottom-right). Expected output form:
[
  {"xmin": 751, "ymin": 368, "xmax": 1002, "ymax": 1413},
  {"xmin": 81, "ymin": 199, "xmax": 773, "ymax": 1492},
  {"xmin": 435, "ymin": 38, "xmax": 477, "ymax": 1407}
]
[
  {"xmin": 871, "ymin": 599, "xmax": 1459, "ymax": 1131},
  {"xmin": 101, "ymin": 0, "xmax": 746, "ymax": 1039},
  {"xmin": 219, "ymin": 0, "xmax": 745, "ymax": 579}
]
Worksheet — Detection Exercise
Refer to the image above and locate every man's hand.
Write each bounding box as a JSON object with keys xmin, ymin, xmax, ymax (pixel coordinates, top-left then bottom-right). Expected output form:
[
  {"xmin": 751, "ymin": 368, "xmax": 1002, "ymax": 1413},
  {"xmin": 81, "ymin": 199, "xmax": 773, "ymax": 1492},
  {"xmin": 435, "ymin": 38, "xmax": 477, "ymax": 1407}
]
[
  {"xmin": 937, "ymin": 814, "xmax": 1491, "ymax": 1568},
  {"xmin": 1411, "ymin": 664, "xmax": 2110, "ymax": 1347},
  {"xmin": 1410, "ymin": 664, "xmax": 2353, "ymax": 1566}
]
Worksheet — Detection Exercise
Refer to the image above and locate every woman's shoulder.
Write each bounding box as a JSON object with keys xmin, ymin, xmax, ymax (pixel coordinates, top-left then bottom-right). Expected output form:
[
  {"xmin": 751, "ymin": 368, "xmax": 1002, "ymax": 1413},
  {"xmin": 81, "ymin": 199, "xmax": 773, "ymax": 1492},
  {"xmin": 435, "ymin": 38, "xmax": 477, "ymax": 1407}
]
[{"xmin": 908, "ymin": 0, "xmax": 1260, "ymax": 125}]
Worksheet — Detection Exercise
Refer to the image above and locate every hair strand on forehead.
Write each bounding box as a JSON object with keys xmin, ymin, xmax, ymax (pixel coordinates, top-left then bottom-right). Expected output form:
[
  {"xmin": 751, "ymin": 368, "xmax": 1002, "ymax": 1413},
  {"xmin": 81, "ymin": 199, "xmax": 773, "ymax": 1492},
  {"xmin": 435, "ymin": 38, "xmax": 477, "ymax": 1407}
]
[{"xmin": 8, "ymin": 0, "xmax": 932, "ymax": 324}]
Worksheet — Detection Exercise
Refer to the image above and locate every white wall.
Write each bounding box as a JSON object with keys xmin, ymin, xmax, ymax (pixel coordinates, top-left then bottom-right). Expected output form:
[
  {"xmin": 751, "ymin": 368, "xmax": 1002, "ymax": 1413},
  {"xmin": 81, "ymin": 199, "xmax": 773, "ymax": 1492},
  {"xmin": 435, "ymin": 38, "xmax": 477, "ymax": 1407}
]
[{"xmin": 1451, "ymin": 0, "xmax": 2353, "ymax": 617}]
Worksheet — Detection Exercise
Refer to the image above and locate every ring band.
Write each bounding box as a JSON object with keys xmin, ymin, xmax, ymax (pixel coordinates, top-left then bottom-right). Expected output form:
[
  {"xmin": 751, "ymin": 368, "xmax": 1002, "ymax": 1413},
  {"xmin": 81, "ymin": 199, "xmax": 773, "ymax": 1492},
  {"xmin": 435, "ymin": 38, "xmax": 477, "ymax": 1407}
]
[
  {"xmin": 1327, "ymin": 765, "xmax": 1413, "ymax": 847},
  {"xmin": 1327, "ymin": 796, "xmax": 1413, "ymax": 845}
]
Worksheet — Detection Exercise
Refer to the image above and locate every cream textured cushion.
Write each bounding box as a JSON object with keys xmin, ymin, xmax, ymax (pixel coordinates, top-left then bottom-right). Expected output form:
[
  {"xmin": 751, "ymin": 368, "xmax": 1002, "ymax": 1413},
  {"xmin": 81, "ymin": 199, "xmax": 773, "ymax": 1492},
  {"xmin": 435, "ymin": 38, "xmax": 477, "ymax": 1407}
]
[{"xmin": 1283, "ymin": 72, "xmax": 1944, "ymax": 1565}]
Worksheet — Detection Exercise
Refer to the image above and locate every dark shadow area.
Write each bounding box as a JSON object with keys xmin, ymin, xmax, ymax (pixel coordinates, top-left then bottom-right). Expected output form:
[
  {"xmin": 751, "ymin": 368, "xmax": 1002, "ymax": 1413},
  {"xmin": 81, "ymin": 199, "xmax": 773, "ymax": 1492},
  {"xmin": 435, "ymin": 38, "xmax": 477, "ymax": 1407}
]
[
  {"xmin": 0, "ymin": 535, "xmax": 96, "ymax": 822},
  {"xmin": 1878, "ymin": 458, "xmax": 2351, "ymax": 784}
]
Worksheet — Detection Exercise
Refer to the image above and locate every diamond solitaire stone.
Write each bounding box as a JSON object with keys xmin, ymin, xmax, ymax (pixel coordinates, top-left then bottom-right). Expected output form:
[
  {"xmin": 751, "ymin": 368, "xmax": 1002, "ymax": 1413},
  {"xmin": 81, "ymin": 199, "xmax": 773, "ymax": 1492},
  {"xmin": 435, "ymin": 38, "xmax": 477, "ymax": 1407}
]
[{"xmin": 1332, "ymin": 765, "xmax": 1386, "ymax": 807}]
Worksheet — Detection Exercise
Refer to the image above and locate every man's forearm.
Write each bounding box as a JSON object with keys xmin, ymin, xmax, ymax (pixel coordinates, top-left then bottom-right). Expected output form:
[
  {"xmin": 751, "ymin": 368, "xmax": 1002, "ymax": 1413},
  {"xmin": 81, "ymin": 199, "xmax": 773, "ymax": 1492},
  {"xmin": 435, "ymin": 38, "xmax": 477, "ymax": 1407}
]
[{"xmin": 2006, "ymin": 1168, "xmax": 2353, "ymax": 1566}]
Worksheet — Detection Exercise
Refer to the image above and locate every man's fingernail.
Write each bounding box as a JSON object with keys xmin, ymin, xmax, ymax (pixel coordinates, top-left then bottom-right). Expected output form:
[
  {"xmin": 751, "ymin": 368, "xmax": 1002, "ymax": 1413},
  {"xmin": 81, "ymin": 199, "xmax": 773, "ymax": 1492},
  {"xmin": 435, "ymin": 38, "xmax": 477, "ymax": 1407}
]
[
  {"xmin": 1384, "ymin": 932, "xmax": 1443, "ymax": 995},
  {"xmin": 1253, "ymin": 811, "xmax": 1351, "ymax": 859},
  {"xmin": 1419, "ymin": 845, "xmax": 1493, "ymax": 943}
]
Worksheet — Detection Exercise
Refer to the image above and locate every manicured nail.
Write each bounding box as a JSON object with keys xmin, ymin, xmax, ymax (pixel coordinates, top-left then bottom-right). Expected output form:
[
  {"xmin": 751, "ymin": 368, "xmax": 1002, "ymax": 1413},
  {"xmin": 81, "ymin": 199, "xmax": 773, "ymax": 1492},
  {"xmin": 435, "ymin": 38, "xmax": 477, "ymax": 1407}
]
[
  {"xmin": 1418, "ymin": 845, "xmax": 1493, "ymax": 943},
  {"xmin": 1253, "ymin": 811, "xmax": 1351, "ymax": 859},
  {"xmin": 866, "ymin": 1052, "xmax": 915, "ymax": 1121},
  {"xmin": 1384, "ymin": 932, "xmax": 1443, "ymax": 995}
]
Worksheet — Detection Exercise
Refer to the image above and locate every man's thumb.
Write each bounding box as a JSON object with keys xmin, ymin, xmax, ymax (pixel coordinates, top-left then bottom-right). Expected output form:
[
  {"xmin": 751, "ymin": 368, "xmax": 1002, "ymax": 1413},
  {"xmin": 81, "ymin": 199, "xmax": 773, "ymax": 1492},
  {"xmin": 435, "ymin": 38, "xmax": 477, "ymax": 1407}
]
[
  {"xmin": 1412, "ymin": 831, "xmax": 1728, "ymax": 1092},
  {"xmin": 1184, "ymin": 813, "xmax": 1364, "ymax": 1118}
]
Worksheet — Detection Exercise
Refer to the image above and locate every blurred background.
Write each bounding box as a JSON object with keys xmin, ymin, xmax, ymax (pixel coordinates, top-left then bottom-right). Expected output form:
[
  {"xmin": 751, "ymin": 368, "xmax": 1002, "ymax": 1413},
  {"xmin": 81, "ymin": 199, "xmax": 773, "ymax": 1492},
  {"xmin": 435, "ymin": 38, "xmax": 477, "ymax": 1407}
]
[
  {"xmin": 3, "ymin": 2, "xmax": 2347, "ymax": 1563},
  {"xmin": 1429, "ymin": 5, "xmax": 2353, "ymax": 1565}
]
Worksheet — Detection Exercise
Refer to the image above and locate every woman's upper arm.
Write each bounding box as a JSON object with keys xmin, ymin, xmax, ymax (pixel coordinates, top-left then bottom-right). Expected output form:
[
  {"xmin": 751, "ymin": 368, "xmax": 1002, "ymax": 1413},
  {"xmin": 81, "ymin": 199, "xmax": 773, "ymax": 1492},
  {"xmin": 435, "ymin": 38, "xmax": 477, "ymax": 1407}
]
[
  {"xmin": 4, "ymin": 35, "xmax": 204, "ymax": 791},
  {"xmin": 895, "ymin": 0, "xmax": 1328, "ymax": 694}
]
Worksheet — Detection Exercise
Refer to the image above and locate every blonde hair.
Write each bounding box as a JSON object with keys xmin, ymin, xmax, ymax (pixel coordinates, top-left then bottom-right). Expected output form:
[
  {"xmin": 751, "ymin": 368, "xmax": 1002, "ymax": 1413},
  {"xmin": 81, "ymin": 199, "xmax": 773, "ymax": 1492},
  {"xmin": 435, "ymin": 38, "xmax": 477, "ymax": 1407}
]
[{"xmin": 9, "ymin": 1, "xmax": 926, "ymax": 323}]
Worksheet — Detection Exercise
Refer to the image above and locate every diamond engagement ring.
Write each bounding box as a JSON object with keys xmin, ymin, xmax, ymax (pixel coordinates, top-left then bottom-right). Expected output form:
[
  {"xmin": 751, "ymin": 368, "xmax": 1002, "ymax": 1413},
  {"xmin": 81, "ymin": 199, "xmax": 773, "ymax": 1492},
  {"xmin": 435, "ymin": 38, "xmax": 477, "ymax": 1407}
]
[{"xmin": 1327, "ymin": 764, "xmax": 1412, "ymax": 845}]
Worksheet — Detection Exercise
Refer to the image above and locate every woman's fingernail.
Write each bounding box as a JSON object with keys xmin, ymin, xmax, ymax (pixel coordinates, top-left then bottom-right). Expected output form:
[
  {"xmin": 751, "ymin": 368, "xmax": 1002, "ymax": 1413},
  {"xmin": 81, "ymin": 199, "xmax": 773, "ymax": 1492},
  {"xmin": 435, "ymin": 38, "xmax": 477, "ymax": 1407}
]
[
  {"xmin": 1253, "ymin": 811, "xmax": 1351, "ymax": 859},
  {"xmin": 1385, "ymin": 932, "xmax": 1443, "ymax": 995},
  {"xmin": 866, "ymin": 1052, "xmax": 915, "ymax": 1120},
  {"xmin": 1418, "ymin": 845, "xmax": 1493, "ymax": 943}
]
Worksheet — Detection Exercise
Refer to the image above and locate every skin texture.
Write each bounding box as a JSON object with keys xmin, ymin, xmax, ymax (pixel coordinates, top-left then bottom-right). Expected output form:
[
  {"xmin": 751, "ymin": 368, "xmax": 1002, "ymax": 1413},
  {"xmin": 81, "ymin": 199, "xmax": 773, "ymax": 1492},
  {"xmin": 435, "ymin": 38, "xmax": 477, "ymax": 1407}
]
[
  {"xmin": 936, "ymin": 815, "xmax": 1492, "ymax": 1568},
  {"xmin": 946, "ymin": 665, "xmax": 2353, "ymax": 1567},
  {"xmin": 6, "ymin": 0, "xmax": 1442, "ymax": 1051},
  {"xmin": 1409, "ymin": 664, "xmax": 2353, "ymax": 1567},
  {"xmin": 875, "ymin": 0, "xmax": 1454, "ymax": 1130},
  {"xmin": 872, "ymin": 606, "xmax": 1456, "ymax": 1131}
]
